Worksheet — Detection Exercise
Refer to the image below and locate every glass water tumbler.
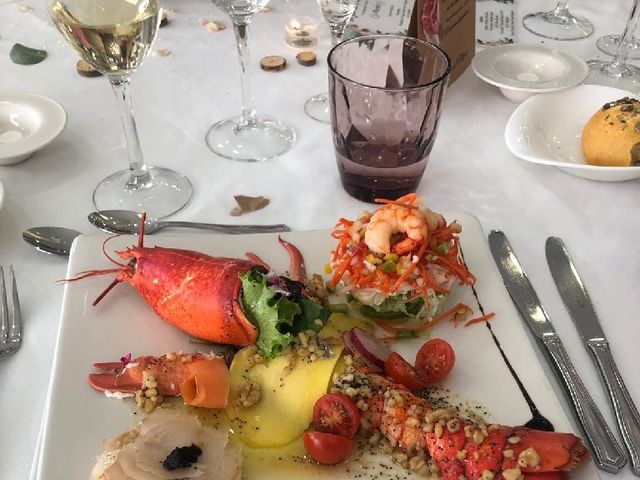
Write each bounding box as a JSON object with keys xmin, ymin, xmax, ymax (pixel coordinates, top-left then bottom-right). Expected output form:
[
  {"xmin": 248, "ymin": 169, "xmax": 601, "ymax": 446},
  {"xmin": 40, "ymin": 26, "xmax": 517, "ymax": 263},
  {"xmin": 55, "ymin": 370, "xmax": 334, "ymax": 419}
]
[{"xmin": 328, "ymin": 35, "xmax": 451, "ymax": 203}]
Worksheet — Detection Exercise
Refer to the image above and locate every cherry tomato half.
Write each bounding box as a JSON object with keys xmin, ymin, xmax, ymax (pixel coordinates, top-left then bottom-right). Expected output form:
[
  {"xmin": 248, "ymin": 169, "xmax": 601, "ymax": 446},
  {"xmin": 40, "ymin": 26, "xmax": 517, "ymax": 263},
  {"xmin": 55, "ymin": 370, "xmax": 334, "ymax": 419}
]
[
  {"xmin": 313, "ymin": 393, "xmax": 361, "ymax": 439},
  {"xmin": 415, "ymin": 338, "xmax": 455, "ymax": 384},
  {"xmin": 303, "ymin": 431, "xmax": 354, "ymax": 465},
  {"xmin": 384, "ymin": 352, "xmax": 426, "ymax": 391}
]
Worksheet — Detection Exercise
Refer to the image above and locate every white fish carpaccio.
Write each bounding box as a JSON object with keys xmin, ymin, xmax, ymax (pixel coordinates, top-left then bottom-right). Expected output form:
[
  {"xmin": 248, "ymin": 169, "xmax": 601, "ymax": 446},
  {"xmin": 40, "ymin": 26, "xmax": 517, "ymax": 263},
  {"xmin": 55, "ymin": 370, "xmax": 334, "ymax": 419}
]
[{"xmin": 90, "ymin": 408, "xmax": 241, "ymax": 480}]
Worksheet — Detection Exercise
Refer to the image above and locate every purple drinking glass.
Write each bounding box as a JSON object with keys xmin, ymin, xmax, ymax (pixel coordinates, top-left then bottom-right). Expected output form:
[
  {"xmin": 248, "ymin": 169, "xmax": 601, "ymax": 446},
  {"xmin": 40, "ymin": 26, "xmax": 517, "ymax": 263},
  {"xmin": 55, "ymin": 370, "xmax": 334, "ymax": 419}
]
[{"xmin": 328, "ymin": 35, "xmax": 451, "ymax": 202}]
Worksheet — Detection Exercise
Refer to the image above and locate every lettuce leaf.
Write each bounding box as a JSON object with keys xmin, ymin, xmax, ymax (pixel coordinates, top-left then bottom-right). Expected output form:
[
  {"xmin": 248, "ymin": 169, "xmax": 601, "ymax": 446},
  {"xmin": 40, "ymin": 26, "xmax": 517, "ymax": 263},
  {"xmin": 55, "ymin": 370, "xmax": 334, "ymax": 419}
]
[{"xmin": 240, "ymin": 270, "xmax": 330, "ymax": 361}]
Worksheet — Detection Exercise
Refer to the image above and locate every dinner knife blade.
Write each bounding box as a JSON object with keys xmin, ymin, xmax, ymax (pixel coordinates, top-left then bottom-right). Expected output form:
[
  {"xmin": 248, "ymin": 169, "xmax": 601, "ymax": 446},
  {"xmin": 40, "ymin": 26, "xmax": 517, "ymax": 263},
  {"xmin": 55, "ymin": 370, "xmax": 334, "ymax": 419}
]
[
  {"xmin": 547, "ymin": 236, "xmax": 640, "ymax": 476},
  {"xmin": 486, "ymin": 231, "xmax": 554, "ymax": 339},
  {"xmin": 488, "ymin": 230, "xmax": 627, "ymax": 472},
  {"xmin": 545, "ymin": 237, "xmax": 605, "ymax": 343}
]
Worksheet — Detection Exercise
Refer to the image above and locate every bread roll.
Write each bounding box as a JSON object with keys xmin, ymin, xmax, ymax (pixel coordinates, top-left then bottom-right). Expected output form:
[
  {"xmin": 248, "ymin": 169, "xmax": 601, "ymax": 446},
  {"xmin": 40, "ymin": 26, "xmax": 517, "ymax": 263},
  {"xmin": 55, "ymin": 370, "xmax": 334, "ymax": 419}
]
[{"xmin": 582, "ymin": 97, "xmax": 640, "ymax": 167}]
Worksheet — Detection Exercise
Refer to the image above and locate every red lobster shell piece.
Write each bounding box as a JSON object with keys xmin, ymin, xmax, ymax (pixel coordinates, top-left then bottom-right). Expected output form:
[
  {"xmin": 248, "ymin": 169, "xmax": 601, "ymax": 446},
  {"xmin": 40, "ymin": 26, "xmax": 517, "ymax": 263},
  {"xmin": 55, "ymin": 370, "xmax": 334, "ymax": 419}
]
[
  {"xmin": 354, "ymin": 373, "xmax": 589, "ymax": 480},
  {"xmin": 89, "ymin": 352, "xmax": 230, "ymax": 409},
  {"xmin": 72, "ymin": 215, "xmax": 310, "ymax": 347},
  {"xmin": 113, "ymin": 246, "xmax": 258, "ymax": 345}
]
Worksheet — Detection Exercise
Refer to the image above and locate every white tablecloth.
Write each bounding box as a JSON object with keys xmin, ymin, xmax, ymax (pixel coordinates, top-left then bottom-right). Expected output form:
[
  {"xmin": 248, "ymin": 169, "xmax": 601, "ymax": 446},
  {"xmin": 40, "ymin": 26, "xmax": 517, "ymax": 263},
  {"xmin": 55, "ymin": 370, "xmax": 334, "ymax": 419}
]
[{"xmin": 1, "ymin": 0, "xmax": 639, "ymax": 478}]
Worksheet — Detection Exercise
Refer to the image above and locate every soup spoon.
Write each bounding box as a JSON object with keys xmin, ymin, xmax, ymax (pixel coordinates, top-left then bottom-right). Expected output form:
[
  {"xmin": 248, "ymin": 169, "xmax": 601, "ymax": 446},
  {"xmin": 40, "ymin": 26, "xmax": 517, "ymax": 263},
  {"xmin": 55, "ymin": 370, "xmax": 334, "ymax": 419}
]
[
  {"xmin": 88, "ymin": 210, "xmax": 290, "ymax": 235},
  {"xmin": 22, "ymin": 227, "xmax": 80, "ymax": 256}
]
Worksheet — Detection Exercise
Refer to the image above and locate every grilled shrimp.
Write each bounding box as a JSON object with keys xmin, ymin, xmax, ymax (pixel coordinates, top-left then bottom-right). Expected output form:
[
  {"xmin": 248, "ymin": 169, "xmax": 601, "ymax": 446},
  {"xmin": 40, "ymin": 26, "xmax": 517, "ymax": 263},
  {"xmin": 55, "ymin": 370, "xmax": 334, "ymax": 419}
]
[{"xmin": 364, "ymin": 194, "xmax": 428, "ymax": 255}]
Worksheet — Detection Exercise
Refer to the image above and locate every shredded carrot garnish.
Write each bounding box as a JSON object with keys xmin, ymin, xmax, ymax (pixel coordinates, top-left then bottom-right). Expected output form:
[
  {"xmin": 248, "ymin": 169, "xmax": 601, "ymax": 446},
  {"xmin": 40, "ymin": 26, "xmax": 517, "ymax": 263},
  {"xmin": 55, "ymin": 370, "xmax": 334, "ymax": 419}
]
[
  {"xmin": 464, "ymin": 312, "xmax": 496, "ymax": 327},
  {"xmin": 373, "ymin": 198, "xmax": 419, "ymax": 210},
  {"xmin": 328, "ymin": 195, "xmax": 477, "ymax": 333}
]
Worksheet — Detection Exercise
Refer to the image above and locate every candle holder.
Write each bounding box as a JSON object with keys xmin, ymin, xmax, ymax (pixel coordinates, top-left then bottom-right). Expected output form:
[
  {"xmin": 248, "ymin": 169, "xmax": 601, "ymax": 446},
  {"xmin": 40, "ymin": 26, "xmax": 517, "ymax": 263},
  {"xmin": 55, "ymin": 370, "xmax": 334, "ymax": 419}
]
[{"xmin": 284, "ymin": 16, "xmax": 318, "ymax": 48}]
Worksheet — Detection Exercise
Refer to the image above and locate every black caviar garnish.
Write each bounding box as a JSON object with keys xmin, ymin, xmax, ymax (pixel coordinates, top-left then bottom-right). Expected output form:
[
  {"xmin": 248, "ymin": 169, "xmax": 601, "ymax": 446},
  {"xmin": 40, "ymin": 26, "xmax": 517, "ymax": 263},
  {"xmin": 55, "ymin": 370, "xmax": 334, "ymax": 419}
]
[{"xmin": 162, "ymin": 444, "xmax": 203, "ymax": 471}]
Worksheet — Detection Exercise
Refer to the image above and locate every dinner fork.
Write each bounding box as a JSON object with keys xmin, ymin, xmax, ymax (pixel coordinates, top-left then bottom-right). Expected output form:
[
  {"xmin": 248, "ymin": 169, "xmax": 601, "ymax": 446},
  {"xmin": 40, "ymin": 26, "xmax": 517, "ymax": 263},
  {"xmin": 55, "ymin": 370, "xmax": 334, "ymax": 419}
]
[{"xmin": 0, "ymin": 266, "xmax": 22, "ymax": 359}]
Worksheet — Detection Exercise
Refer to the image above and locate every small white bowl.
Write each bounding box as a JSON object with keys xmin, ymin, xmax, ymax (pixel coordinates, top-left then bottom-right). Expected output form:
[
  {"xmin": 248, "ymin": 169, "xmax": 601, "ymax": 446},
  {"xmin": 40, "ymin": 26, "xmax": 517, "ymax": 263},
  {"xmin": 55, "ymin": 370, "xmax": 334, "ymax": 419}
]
[
  {"xmin": 505, "ymin": 84, "xmax": 640, "ymax": 182},
  {"xmin": 472, "ymin": 44, "xmax": 588, "ymax": 103},
  {"xmin": 0, "ymin": 92, "xmax": 67, "ymax": 166}
]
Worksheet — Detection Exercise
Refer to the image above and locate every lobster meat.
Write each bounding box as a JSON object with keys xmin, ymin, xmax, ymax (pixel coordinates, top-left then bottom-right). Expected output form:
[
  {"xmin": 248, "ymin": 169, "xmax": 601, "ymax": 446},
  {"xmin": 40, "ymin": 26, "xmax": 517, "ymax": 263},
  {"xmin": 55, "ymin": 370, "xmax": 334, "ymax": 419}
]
[
  {"xmin": 72, "ymin": 214, "xmax": 305, "ymax": 346},
  {"xmin": 89, "ymin": 352, "xmax": 230, "ymax": 409},
  {"xmin": 334, "ymin": 370, "xmax": 589, "ymax": 480}
]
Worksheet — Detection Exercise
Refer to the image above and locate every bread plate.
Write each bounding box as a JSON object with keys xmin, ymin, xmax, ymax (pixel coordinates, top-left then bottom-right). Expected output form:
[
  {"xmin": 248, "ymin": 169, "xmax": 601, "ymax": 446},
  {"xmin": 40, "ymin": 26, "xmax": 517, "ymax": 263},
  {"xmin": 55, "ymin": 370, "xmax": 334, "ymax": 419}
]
[
  {"xmin": 0, "ymin": 92, "xmax": 67, "ymax": 166},
  {"xmin": 505, "ymin": 84, "xmax": 640, "ymax": 181},
  {"xmin": 472, "ymin": 44, "xmax": 588, "ymax": 103}
]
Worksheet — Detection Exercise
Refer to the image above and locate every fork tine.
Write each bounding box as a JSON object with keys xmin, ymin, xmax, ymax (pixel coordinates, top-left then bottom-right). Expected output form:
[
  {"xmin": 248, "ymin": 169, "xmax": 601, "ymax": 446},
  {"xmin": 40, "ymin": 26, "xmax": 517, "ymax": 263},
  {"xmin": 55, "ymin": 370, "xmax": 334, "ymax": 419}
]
[
  {"xmin": 9, "ymin": 266, "xmax": 21, "ymax": 343},
  {"xmin": 0, "ymin": 266, "xmax": 7, "ymax": 342}
]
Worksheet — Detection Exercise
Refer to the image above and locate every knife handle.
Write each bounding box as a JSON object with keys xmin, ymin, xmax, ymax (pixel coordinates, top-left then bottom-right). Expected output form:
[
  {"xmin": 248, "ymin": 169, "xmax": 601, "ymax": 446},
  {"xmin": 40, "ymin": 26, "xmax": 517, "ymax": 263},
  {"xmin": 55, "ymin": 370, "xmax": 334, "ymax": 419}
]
[
  {"xmin": 589, "ymin": 340, "xmax": 640, "ymax": 475},
  {"xmin": 542, "ymin": 334, "xmax": 627, "ymax": 472}
]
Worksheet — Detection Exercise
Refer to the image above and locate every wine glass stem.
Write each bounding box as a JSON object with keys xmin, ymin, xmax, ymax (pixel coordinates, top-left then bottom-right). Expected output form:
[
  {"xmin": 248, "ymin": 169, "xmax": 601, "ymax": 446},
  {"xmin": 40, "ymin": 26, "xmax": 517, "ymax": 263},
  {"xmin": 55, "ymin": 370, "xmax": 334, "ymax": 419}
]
[
  {"xmin": 329, "ymin": 23, "xmax": 345, "ymax": 45},
  {"xmin": 232, "ymin": 19, "xmax": 257, "ymax": 128},
  {"xmin": 109, "ymin": 76, "xmax": 151, "ymax": 188},
  {"xmin": 611, "ymin": 0, "xmax": 640, "ymax": 69},
  {"xmin": 553, "ymin": 2, "xmax": 570, "ymax": 15}
]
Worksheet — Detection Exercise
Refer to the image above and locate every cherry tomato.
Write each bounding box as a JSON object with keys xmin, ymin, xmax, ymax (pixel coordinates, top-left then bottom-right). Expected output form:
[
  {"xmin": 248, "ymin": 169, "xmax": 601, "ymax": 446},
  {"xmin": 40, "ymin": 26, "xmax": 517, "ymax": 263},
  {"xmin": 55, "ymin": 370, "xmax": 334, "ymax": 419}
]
[
  {"xmin": 415, "ymin": 338, "xmax": 455, "ymax": 384},
  {"xmin": 384, "ymin": 352, "xmax": 426, "ymax": 391},
  {"xmin": 303, "ymin": 431, "xmax": 354, "ymax": 465},
  {"xmin": 313, "ymin": 393, "xmax": 361, "ymax": 439}
]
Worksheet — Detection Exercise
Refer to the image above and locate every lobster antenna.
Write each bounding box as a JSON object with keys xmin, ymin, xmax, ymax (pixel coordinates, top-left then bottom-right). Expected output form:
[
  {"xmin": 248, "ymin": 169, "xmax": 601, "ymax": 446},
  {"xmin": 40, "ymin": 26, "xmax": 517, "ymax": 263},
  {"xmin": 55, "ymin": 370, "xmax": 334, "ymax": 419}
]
[
  {"xmin": 138, "ymin": 212, "xmax": 147, "ymax": 248},
  {"xmin": 102, "ymin": 235, "xmax": 127, "ymax": 268},
  {"xmin": 60, "ymin": 268, "xmax": 122, "ymax": 284},
  {"xmin": 93, "ymin": 278, "xmax": 121, "ymax": 306}
]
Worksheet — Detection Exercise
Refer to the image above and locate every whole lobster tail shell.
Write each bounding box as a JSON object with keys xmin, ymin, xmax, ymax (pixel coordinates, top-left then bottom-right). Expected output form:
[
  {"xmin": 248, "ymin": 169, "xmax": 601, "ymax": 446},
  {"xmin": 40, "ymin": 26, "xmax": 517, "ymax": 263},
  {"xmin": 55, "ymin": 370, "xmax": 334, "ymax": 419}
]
[
  {"xmin": 358, "ymin": 373, "xmax": 589, "ymax": 480},
  {"xmin": 122, "ymin": 247, "xmax": 259, "ymax": 345}
]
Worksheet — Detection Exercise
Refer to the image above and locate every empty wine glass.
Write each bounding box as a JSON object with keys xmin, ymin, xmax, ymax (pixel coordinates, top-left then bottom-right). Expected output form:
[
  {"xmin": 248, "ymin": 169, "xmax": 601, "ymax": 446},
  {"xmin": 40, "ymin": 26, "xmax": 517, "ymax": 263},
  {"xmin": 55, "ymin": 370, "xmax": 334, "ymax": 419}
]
[
  {"xmin": 207, "ymin": 0, "xmax": 295, "ymax": 162},
  {"xmin": 48, "ymin": 0, "xmax": 193, "ymax": 218},
  {"xmin": 304, "ymin": 0, "xmax": 359, "ymax": 124},
  {"xmin": 597, "ymin": 34, "xmax": 640, "ymax": 60},
  {"xmin": 523, "ymin": 2, "xmax": 594, "ymax": 40},
  {"xmin": 585, "ymin": 0, "xmax": 640, "ymax": 91}
]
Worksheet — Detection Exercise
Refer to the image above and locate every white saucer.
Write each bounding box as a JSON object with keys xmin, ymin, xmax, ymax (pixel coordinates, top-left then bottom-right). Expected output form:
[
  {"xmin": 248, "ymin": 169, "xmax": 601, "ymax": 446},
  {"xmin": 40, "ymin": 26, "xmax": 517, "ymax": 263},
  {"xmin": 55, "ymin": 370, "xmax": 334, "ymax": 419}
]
[
  {"xmin": 0, "ymin": 92, "xmax": 67, "ymax": 166},
  {"xmin": 472, "ymin": 44, "xmax": 588, "ymax": 103},
  {"xmin": 505, "ymin": 84, "xmax": 640, "ymax": 182}
]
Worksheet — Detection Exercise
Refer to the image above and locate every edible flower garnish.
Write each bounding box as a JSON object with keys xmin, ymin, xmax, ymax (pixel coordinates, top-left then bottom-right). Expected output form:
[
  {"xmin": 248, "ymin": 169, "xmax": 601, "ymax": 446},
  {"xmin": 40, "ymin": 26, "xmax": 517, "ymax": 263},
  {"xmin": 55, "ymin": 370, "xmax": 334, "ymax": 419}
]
[{"xmin": 120, "ymin": 352, "xmax": 132, "ymax": 368}]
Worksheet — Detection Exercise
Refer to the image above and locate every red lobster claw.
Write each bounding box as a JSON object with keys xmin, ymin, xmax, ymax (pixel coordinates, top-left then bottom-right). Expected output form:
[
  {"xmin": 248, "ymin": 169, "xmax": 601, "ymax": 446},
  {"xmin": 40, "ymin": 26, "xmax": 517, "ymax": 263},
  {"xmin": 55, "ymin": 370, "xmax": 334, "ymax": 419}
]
[
  {"xmin": 89, "ymin": 361, "xmax": 145, "ymax": 394},
  {"xmin": 88, "ymin": 353, "xmax": 230, "ymax": 409}
]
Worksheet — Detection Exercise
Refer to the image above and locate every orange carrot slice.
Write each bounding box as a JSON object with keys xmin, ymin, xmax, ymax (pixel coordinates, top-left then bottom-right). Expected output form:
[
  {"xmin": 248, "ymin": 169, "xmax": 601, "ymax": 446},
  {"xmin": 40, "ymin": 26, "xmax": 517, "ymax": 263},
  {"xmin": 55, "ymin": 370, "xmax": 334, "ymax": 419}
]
[{"xmin": 464, "ymin": 312, "xmax": 496, "ymax": 327}]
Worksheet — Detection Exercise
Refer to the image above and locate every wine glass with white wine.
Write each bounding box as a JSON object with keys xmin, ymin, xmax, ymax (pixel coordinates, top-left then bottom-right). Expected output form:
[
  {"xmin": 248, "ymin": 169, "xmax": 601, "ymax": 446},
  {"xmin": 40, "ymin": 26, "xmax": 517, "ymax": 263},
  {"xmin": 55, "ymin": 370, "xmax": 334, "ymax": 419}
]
[
  {"xmin": 48, "ymin": 0, "xmax": 193, "ymax": 218},
  {"xmin": 207, "ymin": 0, "xmax": 295, "ymax": 162},
  {"xmin": 304, "ymin": 0, "xmax": 359, "ymax": 124}
]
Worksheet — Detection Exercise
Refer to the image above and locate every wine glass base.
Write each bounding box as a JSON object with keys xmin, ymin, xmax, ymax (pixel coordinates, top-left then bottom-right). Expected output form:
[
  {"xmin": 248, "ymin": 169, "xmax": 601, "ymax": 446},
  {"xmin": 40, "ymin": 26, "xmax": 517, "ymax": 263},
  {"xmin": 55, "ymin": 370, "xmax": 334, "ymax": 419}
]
[
  {"xmin": 597, "ymin": 34, "xmax": 640, "ymax": 59},
  {"xmin": 584, "ymin": 60, "xmax": 640, "ymax": 91},
  {"xmin": 205, "ymin": 115, "xmax": 295, "ymax": 162},
  {"xmin": 93, "ymin": 166, "xmax": 193, "ymax": 219},
  {"xmin": 522, "ymin": 11, "xmax": 594, "ymax": 40},
  {"xmin": 304, "ymin": 94, "xmax": 331, "ymax": 124}
]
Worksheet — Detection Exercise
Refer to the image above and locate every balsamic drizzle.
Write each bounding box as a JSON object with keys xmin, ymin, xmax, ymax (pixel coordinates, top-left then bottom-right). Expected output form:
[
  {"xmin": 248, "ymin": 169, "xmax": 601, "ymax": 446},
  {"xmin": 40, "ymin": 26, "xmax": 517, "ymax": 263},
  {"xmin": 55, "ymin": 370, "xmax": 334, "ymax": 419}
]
[{"xmin": 460, "ymin": 247, "xmax": 554, "ymax": 432}]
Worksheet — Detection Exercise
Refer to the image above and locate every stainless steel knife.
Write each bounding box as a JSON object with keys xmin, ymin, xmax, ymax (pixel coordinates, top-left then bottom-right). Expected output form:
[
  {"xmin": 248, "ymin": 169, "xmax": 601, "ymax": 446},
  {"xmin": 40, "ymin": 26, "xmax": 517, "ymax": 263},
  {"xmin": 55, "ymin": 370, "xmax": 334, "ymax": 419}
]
[
  {"xmin": 488, "ymin": 230, "xmax": 627, "ymax": 472},
  {"xmin": 547, "ymin": 236, "xmax": 640, "ymax": 476}
]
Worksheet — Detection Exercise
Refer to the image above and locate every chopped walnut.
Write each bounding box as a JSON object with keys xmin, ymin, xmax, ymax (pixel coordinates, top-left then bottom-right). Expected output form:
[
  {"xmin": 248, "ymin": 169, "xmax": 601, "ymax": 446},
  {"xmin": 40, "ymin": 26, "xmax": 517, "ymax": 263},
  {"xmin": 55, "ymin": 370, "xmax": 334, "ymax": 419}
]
[{"xmin": 235, "ymin": 381, "xmax": 261, "ymax": 408}]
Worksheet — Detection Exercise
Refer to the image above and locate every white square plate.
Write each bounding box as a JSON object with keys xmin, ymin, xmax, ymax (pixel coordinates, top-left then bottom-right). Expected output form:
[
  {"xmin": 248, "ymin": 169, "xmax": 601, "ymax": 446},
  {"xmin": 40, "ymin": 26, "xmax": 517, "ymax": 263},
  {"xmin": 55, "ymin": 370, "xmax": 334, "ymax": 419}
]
[{"xmin": 37, "ymin": 214, "xmax": 598, "ymax": 479}]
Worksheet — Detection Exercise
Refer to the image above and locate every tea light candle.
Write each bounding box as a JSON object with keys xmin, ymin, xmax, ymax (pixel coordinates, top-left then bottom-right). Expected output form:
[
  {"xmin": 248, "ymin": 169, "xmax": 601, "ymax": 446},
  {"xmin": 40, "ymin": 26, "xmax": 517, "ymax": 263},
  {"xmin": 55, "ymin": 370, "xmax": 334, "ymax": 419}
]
[{"xmin": 284, "ymin": 16, "xmax": 318, "ymax": 48}]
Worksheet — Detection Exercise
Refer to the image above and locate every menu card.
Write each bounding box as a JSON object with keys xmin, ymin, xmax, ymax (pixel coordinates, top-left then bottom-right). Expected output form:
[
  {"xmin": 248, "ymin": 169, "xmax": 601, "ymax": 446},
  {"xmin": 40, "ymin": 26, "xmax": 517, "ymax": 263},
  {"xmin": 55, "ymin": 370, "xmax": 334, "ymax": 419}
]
[
  {"xmin": 350, "ymin": 0, "xmax": 415, "ymax": 35},
  {"xmin": 349, "ymin": 0, "xmax": 475, "ymax": 84},
  {"xmin": 476, "ymin": 0, "xmax": 516, "ymax": 46},
  {"xmin": 410, "ymin": 0, "xmax": 476, "ymax": 84}
]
